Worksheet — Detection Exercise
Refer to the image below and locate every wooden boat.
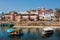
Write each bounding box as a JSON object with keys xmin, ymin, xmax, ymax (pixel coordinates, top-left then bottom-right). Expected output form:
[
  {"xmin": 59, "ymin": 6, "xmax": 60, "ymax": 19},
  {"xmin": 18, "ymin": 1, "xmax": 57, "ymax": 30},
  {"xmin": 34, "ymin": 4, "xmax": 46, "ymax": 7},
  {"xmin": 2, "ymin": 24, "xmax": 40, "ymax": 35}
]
[
  {"xmin": 7, "ymin": 28, "xmax": 23, "ymax": 36},
  {"xmin": 42, "ymin": 27, "xmax": 54, "ymax": 35}
]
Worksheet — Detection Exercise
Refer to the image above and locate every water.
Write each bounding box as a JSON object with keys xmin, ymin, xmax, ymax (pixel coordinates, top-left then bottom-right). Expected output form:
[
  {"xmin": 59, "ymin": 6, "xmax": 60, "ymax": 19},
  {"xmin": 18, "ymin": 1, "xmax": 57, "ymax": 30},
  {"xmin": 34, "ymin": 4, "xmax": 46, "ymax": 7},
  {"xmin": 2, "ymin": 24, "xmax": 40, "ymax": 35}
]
[{"xmin": 0, "ymin": 27, "xmax": 60, "ymax": 40}]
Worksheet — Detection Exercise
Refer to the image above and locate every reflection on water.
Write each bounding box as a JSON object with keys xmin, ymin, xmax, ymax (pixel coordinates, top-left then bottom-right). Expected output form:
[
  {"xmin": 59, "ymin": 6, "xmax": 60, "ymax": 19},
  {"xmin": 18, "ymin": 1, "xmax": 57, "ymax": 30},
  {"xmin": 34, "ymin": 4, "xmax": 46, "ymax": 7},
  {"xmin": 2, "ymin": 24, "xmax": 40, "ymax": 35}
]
[{"xmin": 0, "ymin": 27, "xmax": 60, "ymax": 40}]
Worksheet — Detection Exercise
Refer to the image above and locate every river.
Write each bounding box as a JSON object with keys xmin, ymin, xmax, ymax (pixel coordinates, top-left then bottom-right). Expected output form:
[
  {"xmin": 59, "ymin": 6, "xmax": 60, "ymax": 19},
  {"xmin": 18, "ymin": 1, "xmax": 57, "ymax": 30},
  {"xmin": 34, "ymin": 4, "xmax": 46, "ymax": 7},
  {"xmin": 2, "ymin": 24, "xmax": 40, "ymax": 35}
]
[{"xmin": 0, "ymin": 27, "xmax": 60, "ymax": 40}]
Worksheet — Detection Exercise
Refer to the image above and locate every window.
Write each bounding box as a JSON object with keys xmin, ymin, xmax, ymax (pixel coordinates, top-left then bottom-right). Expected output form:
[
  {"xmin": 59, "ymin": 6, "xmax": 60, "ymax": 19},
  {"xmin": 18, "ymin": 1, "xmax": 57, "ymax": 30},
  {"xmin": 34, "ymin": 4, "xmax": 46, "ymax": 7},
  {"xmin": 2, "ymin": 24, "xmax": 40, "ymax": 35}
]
[{"xmin": 8, "ymin": 17, "xmax": 10, "ymax": 19}]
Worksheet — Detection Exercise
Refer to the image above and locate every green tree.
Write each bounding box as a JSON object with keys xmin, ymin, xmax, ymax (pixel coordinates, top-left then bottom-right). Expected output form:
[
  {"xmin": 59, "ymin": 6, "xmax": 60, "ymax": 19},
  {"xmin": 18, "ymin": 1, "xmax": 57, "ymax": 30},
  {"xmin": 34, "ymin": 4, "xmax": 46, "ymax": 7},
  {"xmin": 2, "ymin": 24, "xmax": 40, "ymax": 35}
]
[
  {"xmin": 55, "ymin": 8, "xmax": 60, "ymax": 21},
  {"xmin": 55, "ymin": 8, "xmax": 60, "ymax": 14}
]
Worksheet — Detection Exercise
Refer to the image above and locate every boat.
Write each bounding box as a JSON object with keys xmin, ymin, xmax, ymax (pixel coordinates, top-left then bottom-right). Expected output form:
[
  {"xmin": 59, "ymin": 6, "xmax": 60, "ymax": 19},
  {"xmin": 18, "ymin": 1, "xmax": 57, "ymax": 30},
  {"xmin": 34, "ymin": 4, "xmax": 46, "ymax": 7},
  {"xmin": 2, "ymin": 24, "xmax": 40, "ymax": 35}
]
[
  {"xmin": 42, "ymin": 27, "xmax": 54, "ymax": 35},
  {"xmin": 7, "ymin": 28, "xmax": 23, "ymax": 36},
  {"xmin": 0, "ymin": 23, "xmax": 14, "ymax": 27}
]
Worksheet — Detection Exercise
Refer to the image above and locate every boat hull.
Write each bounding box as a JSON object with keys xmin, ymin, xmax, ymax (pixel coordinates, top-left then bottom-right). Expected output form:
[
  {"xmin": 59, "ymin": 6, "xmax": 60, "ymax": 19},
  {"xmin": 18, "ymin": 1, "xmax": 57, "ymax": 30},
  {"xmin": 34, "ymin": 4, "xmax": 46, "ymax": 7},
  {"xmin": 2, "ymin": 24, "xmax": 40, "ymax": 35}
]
[
  {"xmin": 8, "ymin": 33, "xmax": 23, "ymax": 36},
  {"xmin": 42, "ymin": 30, "xmax": 53, "ymax": 35},
  {"xmin": 7, "ymin": 28, "xmax": 23, "ymax": 36}
]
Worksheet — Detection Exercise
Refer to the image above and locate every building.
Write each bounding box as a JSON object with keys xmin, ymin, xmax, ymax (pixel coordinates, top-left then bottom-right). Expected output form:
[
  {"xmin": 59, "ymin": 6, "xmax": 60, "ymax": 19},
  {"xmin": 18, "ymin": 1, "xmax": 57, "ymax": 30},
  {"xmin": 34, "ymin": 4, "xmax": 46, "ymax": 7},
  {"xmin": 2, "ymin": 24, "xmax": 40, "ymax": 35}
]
[
  {"xmin": 29, "ymin": 10, "xmax": 38, "ymax": 21},
  {"xmin": 0, "ymin": 7, "xmax": 56, "ymax": 22},
  {"xmin": 18, "ymin": 11, "xmax": 29, "ymax": 21},
  {"xmin": 38, "ymin": 8, "xmax": 56, "ymax": 21}
]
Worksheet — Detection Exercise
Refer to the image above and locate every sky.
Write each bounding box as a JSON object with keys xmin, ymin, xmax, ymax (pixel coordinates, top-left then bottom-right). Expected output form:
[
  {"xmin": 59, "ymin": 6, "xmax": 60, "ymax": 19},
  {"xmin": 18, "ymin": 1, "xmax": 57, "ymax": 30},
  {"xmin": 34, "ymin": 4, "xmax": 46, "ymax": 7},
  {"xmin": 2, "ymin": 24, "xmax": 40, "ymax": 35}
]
[{"xmin": 0, "ymin": 0, "xmax": 60, "ymax": 13}]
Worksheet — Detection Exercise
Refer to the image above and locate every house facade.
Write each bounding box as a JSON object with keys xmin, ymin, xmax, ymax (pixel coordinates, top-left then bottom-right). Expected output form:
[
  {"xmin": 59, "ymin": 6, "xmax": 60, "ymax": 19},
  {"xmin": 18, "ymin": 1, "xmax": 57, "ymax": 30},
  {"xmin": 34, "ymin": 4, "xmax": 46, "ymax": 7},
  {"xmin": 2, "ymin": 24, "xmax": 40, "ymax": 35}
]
[
  {"xmin": 38, "ymin": 8, "xmax": 56, "ymax": 21},
  {"xmin": 0, "ymin": 7, "xmax": 56, "ymax": 22}
]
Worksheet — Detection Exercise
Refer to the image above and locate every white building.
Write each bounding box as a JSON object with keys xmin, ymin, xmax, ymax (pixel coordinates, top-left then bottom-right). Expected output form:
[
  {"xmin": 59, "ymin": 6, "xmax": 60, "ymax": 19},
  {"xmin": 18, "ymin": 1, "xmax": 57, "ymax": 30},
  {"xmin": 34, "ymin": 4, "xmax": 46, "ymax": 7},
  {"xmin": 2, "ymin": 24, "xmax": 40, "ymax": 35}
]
[
  {"xmin": 39, "ymin": 12, "xmax": 56, "ymax": 20},
  {"xmin": 44, "ymin": 12, "xmax": 56, "ymax": 20}
]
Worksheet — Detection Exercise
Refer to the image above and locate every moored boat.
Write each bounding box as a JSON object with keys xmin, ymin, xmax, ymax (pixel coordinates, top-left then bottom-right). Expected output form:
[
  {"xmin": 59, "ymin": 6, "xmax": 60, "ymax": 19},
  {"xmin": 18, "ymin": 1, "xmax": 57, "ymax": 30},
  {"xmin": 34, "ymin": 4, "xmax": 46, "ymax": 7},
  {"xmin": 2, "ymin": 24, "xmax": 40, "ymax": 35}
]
[
  {"xmin": 42, "ymin": 27, "xmax": 54, "ymax": 35},
  {"xmin": 7, "ymin": 28, "xmax": 23, "ymax": 36}
]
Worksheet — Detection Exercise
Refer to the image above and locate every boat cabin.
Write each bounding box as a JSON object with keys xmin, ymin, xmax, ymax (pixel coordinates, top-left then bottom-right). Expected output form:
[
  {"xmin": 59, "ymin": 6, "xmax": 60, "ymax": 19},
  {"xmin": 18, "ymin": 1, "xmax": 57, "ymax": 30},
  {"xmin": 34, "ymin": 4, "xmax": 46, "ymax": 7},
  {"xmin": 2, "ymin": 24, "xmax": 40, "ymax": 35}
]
[{"xmin": 42, "ymin": 27, "xmax": 54, "ymax": 35}]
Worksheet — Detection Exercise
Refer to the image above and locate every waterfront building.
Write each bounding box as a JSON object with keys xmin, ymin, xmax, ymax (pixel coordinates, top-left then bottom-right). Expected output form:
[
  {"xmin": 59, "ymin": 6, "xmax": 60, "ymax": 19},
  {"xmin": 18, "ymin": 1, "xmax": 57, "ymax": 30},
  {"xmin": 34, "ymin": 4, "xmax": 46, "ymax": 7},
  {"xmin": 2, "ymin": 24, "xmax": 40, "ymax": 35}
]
[
  {"xmin": 29, "ymin": 10, "xmax": 38, "ymax": 21},
  {"xmin": 18, "ymin": 11, "xmax": 29, "ymax": 21},
  {"xmin": 0, "ymin": 7, "xmax": 57, "ymax": 22},
  {"xmin": 38, "ymin": 7, "xmax": 46, "ymax": 20},
  {"xmin": 3, "ymin": 11, "xmax": 17, "ymax": 21},
  {"xmin": 29, "ymin": 14, "xmax": 38, "ymax": 21},
  {"xmin": 38, "ymin": 8, "xmax": 56, "ymax": 21}
]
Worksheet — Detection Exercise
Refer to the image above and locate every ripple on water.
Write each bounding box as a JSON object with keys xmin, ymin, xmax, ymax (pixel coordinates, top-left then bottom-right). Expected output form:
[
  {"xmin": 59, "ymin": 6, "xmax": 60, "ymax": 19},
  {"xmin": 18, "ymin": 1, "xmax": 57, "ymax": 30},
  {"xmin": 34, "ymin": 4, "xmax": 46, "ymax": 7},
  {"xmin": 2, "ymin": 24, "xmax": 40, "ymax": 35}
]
[{"xmin": 0, "ymin": 27, "xmax": 60, "ymax": 40}]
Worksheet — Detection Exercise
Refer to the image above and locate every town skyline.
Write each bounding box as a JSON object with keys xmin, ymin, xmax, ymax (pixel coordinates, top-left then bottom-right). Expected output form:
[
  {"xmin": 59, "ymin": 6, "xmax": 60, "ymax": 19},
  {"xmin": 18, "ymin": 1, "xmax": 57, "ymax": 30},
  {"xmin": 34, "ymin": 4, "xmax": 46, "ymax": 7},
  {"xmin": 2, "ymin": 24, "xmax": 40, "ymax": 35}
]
[{"xmin": 0, "ymin": 0, "xmax": 60, "ymax": 13}]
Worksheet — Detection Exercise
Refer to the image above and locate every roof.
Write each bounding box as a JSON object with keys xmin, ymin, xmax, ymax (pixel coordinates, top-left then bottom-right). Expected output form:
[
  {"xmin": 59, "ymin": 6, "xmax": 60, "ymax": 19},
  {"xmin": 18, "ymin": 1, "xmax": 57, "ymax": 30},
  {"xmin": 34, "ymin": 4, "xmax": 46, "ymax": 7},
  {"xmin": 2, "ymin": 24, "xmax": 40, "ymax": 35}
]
[
  {"xmin": 43, "ymin": 27, "xmax": 53, "ymax": 31},
  {"xmin": 7, "ymin": 28, "xmax": 19, "ymax": 33},
  {"xmin": 18, "ymin": 11, "xmax": 29, "ymax": 14}
]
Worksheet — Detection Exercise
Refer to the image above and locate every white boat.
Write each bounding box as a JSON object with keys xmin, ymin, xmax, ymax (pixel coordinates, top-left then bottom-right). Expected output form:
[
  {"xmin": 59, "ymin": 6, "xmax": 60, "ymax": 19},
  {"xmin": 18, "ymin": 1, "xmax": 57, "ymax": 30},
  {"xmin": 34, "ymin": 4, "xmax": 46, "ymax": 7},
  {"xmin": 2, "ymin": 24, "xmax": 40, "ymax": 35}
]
[{"xmin": 42, "ymin": 27, "xmax": 54, "ymax": 35}]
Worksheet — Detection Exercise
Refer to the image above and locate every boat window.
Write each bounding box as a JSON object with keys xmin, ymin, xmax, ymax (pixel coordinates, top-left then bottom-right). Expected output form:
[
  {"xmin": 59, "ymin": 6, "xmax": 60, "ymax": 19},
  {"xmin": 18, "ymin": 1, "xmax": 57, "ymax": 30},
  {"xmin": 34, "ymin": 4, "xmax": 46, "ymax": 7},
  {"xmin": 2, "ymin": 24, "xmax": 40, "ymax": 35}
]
[{"xmin": 46, "ymin": 30, "xmax": 52, "ymax": 32}]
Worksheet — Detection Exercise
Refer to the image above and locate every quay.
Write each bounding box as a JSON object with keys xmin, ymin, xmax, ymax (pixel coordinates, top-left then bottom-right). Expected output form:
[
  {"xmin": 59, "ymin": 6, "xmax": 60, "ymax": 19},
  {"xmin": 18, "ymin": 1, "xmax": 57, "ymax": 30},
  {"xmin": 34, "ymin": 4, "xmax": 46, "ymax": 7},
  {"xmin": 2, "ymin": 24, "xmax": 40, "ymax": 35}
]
[{"xmin": 14, "ymin": 26, "xmax": 60, "ymax": 29}]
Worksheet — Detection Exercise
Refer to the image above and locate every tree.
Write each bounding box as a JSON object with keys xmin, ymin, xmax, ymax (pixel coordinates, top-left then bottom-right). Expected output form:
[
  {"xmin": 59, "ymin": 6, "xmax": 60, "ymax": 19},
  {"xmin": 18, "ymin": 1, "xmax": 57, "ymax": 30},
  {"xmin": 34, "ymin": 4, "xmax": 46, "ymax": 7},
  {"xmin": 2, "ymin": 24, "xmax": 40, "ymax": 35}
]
[
  {"xmin": 55, "ymin": 8, "xmax": 60, "ymax": 21},
  {"xmin": 55, "ymin": 8, "xmax": 60, "ymax": 14},
  {"xmin": 55, "ymin": 8, "xmax": 60, "ymax": 17}
]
